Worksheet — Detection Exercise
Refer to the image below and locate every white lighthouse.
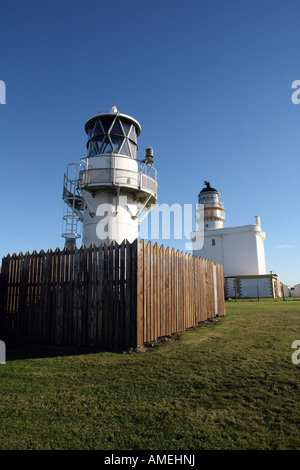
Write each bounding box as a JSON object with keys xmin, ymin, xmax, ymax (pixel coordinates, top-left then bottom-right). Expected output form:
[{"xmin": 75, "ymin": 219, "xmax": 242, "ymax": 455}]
[
  {"xmin": 62, "ymin": 106, "xmax": 158, "ymax": 248},
  {"xmin": 191, "ymin": 181, "xmax": 267, "ymax": 277},
  {"xmin": 198, "ymin": 181, "xmax": 225, "ymax": 230}
]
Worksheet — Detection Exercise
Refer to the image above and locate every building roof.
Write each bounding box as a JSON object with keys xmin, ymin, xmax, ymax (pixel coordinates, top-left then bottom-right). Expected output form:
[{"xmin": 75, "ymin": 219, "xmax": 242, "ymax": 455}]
[
  {"xmin": 84, "ymin": 105, "xmax": 141, "ymax": 136},
  {"xmin": 199, "ymin": 181, "xmax": 219, "ymax": 195}
]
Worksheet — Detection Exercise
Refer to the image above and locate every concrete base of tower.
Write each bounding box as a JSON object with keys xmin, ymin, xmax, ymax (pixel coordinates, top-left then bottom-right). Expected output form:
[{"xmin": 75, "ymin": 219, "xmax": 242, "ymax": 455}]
[{"xmin": 82, "ymin": 190, "xmax": 139, "ymax": 246}]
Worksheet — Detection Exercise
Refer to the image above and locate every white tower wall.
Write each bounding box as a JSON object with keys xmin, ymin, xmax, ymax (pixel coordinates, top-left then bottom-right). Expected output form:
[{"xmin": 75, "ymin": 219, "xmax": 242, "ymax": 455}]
[
  {"xmin": 82, "ymin": 191, "xmax": 139, "ymax": 246},
  {"xmin": 294, "ymin": 284, "xmax": 300, "ymax": 296},
  {"xmin": 62, "ymin": 106, "xmax": 158, "ymax": 248}
]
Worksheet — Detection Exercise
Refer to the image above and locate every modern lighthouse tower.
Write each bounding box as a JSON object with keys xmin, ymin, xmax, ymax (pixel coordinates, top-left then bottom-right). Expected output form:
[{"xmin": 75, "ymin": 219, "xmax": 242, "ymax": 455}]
[{"xmin": 62, "ymin": 106, "xmax": 158, "ymax": 248}]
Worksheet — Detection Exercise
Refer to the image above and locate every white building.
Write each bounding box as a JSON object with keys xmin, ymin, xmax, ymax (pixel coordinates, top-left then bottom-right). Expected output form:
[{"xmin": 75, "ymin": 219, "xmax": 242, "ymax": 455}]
[
  {"xmin": 190, "ymin": 182, "xmax": 281, "ymax": 298},
  {"xmin": 191, "ymin": 182, "xmax": 267, "ymax": 277},
  {"xmin": 294, "ymin": 284, "xmax": 300, "ymax": 297},
  {"xmin": 281, "ymin": 284, "xmax": 292, "ymax": 298},
  {"xmin": 225, "ymin": 274, "xmax": 281, "ymax": 299}
]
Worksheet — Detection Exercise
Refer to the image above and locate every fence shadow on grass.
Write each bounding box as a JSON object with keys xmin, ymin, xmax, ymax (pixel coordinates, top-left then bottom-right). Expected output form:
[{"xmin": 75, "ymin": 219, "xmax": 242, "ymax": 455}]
[{"xmin": 4, "ymin": 344, "xmax": 115, "ymax": 362}]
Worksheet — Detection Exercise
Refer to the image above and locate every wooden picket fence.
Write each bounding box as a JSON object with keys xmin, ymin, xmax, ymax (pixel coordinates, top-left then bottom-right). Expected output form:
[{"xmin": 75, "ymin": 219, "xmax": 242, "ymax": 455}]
[
  {"xmin": 0, "ymin": 240, "xmax": 225, "ymax": 350},
  {"xmin": 137, "ymin": 240, "xmax": 225, "ymax": 346}
]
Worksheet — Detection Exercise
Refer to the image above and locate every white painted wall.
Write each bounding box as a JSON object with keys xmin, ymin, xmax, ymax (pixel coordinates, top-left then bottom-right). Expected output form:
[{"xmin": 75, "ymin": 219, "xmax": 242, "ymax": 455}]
[
  {"xmin": 82, "ymin": 191, "xmax": 139, "ymax": 246},
  {"xmin": 294, "ymin": 284, "xmax": 300, "ymax": 297},
  {"xmin": 239, "ymin": 277, "xmax": 272, "ymax": 297},
  {"xmin": 81, "ymin": 152, "xmax": 156, "ymax": 246},
  {"xmin": 192, "ymin": 220, "xmax": 266, "ymax": 276},
  {"xmin": 225, "ymin": 276, "xmax": 277, "ymax": 298},
  {"xmin": 281, "ymin": 284, "xmax": 291, "ymax": 298}
]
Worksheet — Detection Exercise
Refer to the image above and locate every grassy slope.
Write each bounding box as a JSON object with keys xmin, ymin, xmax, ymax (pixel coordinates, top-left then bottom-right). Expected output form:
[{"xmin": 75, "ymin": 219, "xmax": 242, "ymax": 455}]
[{"xmin": 0, "ymin": 298, "xmax": 299, "ymax": 450}]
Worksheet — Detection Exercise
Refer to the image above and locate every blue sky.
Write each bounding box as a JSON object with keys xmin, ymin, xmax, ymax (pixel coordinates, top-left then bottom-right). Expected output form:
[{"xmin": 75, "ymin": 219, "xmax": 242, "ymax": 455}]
[{"xmin": 0, "ymin": 0, "xmax": 299, "ymax": 286}]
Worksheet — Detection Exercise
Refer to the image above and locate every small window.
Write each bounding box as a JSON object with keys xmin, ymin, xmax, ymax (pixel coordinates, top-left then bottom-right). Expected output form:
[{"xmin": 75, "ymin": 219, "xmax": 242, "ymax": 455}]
[{"xmin": 212, "ymin": 239, "xmax": 215, "ymax": 246}]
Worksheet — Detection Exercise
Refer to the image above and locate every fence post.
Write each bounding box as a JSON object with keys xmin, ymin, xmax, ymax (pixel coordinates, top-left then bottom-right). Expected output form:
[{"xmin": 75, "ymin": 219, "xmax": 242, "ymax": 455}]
[
  {"xmin": 0, "ymin": 257, "xmax": 9, "ymax": 341},
  {"xmin": 137, "ymin": 240, "xmax": 144, "ymax": 348}
]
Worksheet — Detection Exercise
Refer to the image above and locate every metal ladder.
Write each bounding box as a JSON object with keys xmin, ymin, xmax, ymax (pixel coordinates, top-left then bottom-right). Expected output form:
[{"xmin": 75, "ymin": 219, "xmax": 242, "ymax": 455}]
[{"xmin": 62, "ymin": 163, "xmax": 84, "ymax": 244}]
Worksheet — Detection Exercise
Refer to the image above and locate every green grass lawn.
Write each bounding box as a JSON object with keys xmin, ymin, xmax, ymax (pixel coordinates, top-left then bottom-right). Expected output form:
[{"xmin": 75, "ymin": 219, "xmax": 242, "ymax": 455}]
[{"xmin": 0, "ymin": 298, "xmax": 299, "ymax": 450}]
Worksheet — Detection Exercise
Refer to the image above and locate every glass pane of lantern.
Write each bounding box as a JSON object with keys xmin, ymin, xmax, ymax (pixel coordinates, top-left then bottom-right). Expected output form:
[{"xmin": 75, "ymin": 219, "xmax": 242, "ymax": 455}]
[
  {"xmin": 128, "ymin": 126, "xmax": 137, "ymax": 143},
  {"xmin": 111, "ymin": 136, "xmax": 124, "ymax": 153},
  {"xmin": 93, "ymin": 136, "xmax": 104, "ymax": 154},
  {"xmin": 110, "ymin": 119, "xmax": 124, "ymax": 136},
  {"xmin": 119, "ymin": 139, "xmax": 130, "ymax": 157},
  {"xmin": 100, "ymin": 118, "xmax": 114, "ymax": 133},
  {"xmin": 92, "ymin": 139, "xmax": 99, "ymax": 154},
  {"xmin": 120, "ymin": 120, "xmax": 131, "ymax": 136},
  {"xmin": 101, "ymin": 136, "xmax": 113, "ymax": 154},
  {"xmin": 129, "ymin": 141, "xmax": 137, "ymax": 158},
  {"xmin": 88, "ymin": 141, "xmax": 95, "ymax": 156},
  {"xmin": 88, "ymin": 124, "xmax": 95, "ymax": 139},
  {"xmin": 93, "ymin": 120, "xmax": 104, "ymax": 137}
]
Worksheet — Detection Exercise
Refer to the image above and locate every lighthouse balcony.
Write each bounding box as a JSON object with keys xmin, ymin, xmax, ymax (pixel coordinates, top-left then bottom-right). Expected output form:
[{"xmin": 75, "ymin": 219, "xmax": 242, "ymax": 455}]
[
  {"xmin": 78, "ymin": 156, "xmax": 158, "ymax": 205},
  {"xmin": 200, "ymin": 201, "xmax": 224, "ymax": 209}
]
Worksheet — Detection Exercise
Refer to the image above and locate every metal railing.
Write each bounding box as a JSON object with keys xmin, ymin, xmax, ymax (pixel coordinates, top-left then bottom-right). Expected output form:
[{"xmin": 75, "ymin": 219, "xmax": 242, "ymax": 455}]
[
  {"xmin": 201, "ymin": 201, "xmax": 225, "ymax": 209},
  {"xmin": 78, "ymin": 155, "xmax": 158, "ymax": 197}
]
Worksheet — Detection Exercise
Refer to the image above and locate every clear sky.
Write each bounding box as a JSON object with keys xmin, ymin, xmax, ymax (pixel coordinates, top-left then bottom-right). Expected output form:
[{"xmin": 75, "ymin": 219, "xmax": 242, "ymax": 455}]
[{"xmin": 0, "ymin": 0, "xmax": 299, "ymax": 286}]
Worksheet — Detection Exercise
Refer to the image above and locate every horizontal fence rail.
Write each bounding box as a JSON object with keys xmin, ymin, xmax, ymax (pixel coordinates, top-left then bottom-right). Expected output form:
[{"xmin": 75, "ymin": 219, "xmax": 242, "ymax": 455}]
[{"xmin": 0, "ymin": 240, "xmax": 225, "ymax": 350}]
